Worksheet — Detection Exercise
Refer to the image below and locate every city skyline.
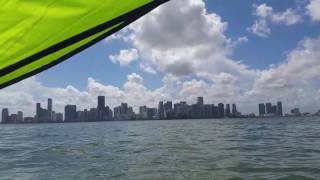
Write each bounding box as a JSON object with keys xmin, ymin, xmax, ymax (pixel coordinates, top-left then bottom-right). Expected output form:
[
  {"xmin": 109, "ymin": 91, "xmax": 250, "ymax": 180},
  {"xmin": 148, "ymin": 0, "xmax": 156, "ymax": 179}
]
[
  {"xmin": 2, "ymin": 95, "xmax": 320, "ymax": 124},
  {"xmin": 2, "ymin": 96, "xmax": 244, "ymax": 123}
]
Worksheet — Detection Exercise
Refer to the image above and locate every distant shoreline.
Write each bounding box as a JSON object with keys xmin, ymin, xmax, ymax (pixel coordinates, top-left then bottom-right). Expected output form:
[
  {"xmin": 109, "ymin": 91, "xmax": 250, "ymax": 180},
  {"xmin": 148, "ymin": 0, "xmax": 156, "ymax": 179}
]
[{"xmin": 1, "ymin": 116, "xmax": 318, "ymax": 125}]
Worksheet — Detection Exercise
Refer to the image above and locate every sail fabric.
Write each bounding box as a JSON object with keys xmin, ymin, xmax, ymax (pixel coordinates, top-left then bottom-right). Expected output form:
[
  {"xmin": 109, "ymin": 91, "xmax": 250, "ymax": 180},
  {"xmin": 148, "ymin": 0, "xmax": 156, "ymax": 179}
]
[{"xmin": 0, "ymin": 0, "xmax": 168, "ymax": 89}]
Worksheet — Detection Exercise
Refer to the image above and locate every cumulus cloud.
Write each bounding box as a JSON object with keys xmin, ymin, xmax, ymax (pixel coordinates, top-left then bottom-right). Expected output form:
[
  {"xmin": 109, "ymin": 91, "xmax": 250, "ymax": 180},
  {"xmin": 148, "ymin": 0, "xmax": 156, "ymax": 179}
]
[
  {"xmin": 115, "ymin": 0, "xmax": 256, "ymax": 86},
  {"xmin": 0, "ymin": 77, "xmax": 93, "ymax": 117},
  {"xmin": 271, "ymin": 9, "xmax": 302, "ymax": 25},
  {"xmin": 307, "ymin": 0, "xmax": 320, "ymax": 22},
  {"xmin": 248, "ymin": 4, "xmax": 302, "ymax": 37},
  {"xmin": 0, "ymin": 74, "xmax": 241, "ymax": 117},
  {"xmin": 248, "ymin": 19, "xmax": 271, "ymax": 38},
  {"xmin": 247, "ymin": 36, "xmax": 320, "ymax": 113},
  {"xmin": 109, "ymin": 48, "xmax": 139, "ymax": 66},
  {"xmin": 255, "ymin": 37, "xmax": 320, "ymax": 88}
]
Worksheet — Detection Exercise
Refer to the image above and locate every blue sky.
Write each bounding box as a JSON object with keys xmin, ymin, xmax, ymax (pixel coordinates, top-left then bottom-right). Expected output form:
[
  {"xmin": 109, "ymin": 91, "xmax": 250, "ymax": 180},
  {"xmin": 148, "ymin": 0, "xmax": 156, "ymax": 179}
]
[
  {"xmin": 2, "ymin": 0, "xmax": 320, "ymax": 116},
  {"xmin": 37, "ymin": 0, "xmax": 319, "ymax": 91}
]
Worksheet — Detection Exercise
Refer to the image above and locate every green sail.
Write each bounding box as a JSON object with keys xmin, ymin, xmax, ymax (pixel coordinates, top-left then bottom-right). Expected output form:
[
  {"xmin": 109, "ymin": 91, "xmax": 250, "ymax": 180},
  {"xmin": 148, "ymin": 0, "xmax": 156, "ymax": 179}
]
[{"xmin": 0, "ymin": 0, "xmax": 168, "ymax": 89}]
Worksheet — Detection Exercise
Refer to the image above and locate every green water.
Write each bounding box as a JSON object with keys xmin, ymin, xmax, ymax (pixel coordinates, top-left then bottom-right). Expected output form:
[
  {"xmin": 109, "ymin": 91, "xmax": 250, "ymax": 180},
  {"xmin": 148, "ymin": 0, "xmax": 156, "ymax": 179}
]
[{"xmin": 1, "ymin": 118, "xmax": 320, "ymax": 179}]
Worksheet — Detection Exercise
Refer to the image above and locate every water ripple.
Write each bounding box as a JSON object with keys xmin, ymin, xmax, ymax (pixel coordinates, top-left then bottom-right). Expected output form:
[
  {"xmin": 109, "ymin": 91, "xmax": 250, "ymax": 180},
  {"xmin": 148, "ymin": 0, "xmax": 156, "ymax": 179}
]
[{"xmin": 1, "ymin": 118, "xmax": 320, "ymax": 179}]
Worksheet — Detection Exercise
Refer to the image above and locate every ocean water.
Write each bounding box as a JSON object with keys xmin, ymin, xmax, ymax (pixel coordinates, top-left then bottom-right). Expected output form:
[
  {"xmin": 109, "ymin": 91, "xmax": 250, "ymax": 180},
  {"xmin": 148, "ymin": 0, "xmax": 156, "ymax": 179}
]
[{"xmin": 1, "ymin": 118, "xmax": 320, "ymax": 180}]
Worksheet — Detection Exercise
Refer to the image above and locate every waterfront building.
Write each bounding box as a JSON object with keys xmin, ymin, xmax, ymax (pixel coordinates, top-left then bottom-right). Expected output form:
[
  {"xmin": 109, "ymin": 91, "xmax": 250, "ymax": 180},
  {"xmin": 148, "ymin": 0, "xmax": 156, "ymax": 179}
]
[
  {"xmin": 65, "ymin": 105, "xmax": 77, "ymax": 122},
  {"xmin": 48, "ymin": 98, "xmax": 53, "ymax": 121},
  {"xmin": 88, "ymin": 108, "xmax": 98, "ymax": 121},
  {"xmin": 9, "ymin": 114, "xmax": 18, "ymax": 123},
  {"xmin": 96, "ymin": 96, "xmax": 112, "ymax": 121},
  {"xmin": 36, "ymin": 103, "xmax": 41, "ymax": 122},
  {"xmin": 164, "ymin": 101, "xmax": 173, "ymax": 119},
  {"xmin": 97, "ymin": 96, "xmax": 105, "ymax": 110},
  {"xmin": 197, "ymin": 97, "xmax": 204, "ymax": 105},
  {"xmin": 203, "ymin": 104, "xmax": 213, "ymax": 118},
  {"xmin": 139, "ymin": 106, "xmax": 148, "ymax": 119},
  {"xmin": 225, "ymin": 104, "xmax": 231, "ymax": 118},
  {"xmin": 218, "ymin": 103, "xmax": 225, "ymax": 118},
  {"xmin": 232, "ymin": 104, "xmax": 238, "ymax": 117},
  {"xmin": 147, "ymin": 108, "xmax": 157, "ymax": 119},
  {"xmin": 23, "ymin": 117, "xmax": 35, "ymax": 123},
  {"xmin": 17, "ymin": 111, "xmax": 23, "ymax": 123},
  {"xmin": 266, "ymin": 103, "xmax": 272, "ymax": 114},
  {"xmin": 277, "ymin": 101, "xmax": 283, "ymax": 117},
  {"xmin": 56, "ymin": 113, "xmax": 63, "ymax": 122},
  {"xmin": 271, "ymin": 105, "xmax": 277, "ymax": 115},
  {"xmin": 1, "ymin": 108, "xmax": 9, "ymax": 123},
  {"xmin": 48, "ymin": 98, "xmax": 52, "ymax": 112},
  {"xmin": 259, "ymin": 103, "xmax": 266, "ymax": 116},
  {"xmin": 174, "ymin": 101, "xmax": 190, "ymax": 119},
  {"xmin": 114, "ymin": 103, "xmax": 135, "ymax": 120},
  {"xmin": 291, "ymin": 108, "xmax": 301, "ymax": 116},
  {"xmin": 212, "ymin": 105, "xmax": 219, "ymax": 118},
  {"xmin": 158, "ymin": 101, "xmax": 165, "ymax": 119},
  {"xmin": 114, "ymin": 106, "xmax": 121, "ymax": 120},
  {"xmin": 35, "ymin": 99, "xmax": 53, "ymax": 122},
  {"xmin": 191, "ymin": 103, "xmax": 202, "ymax": 119}
]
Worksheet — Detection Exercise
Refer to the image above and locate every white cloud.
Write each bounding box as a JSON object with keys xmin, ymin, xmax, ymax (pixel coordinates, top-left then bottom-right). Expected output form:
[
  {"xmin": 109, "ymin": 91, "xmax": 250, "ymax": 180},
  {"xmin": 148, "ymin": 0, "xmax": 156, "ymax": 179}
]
[
  {"xmin": 0, "ymin": 77, "xmax": 93, "ymax": 117},
  {"xmin": 247, "ymin": 19, "xmax": 271, "ymax": 38},
  {"xmin": 139, "ymin": 63, "xmax": 157, "ymax": 74},
  {"xmin": 255, "ymin": 37, "xmax": 320, "ymax": 87},
  {"xmin": 248, "ymin": 36, "xmax": 320, "ymax": 113},
  {"xmin": 248, "ymin": 4, "xmax": 302, "ymax": 37},
  {"xmin": 0, "ymin": 74, "xmax": 241, "ymax": 118},
  {"xmin": 271, "ymin": 9, "xmax": 302, "ymax": 25},
  {"xmin": 307, "ymin": 0, "xmax": 320, "ymax": 22},
  {"xmin": 256, "ymin": 3, "xmax": 273, "ymax": 18},
  {"xmin": 109, "ymin": 48, "xmax": 139, "ymax": 66},
  {"xmin": 117, "ymin": 0, "xmax": 256, "ymax": 86}
]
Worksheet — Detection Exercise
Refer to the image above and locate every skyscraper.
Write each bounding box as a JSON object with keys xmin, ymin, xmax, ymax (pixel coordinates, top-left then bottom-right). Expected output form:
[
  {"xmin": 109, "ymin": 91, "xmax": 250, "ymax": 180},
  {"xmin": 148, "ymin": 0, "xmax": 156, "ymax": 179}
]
[
  {"xmin": 218, "ymin": 103, "xmax": 225, "ymax": 118},
  {"xmin": 197, "ymin": 97, "xmax": 204, "ymax": 105},
  {"xmin": 114, "ymin": 106, "xmax": 121, "ymax": 120},
  {"xmin": 164, "ymin": 101, "xmax": 173, "ymax": 119},
  {"xmin": 291, "ymin": 108, "xmax": 301, "ymax": 116},
  {"xmin": 36, "ymin": 103, "xmax": 45, "ymax": 122},
  {"xmin": 36, "ymin": 103, "xmax": 41, "ymax": 119},
  {"xmin": 259, "ymin": 103, "xmax": 266, "ymax": 116},
  {"xmin": 139, "ymin": 106, "xmax": 148, "ymax": 119},
  {"xmin": 47, "ymin": 98, "xmax": 52, "ymax": 112},
  {"xmin": 17, "ymin": 111, "xmax": 23, "ymax": 123},
  {"xmin": 271, "ymin": 105, "xmax": 277, "ymax": 115},
  {"xmin": 277, "ymin": 101, "xmax": 283, "ymax": 117},
  {"xmin": 97, "ymin": 96, "xmax": 105, "ymax": 110},
  {"xmin": 65, "ymin": 105, "xmax": 77, "ymax": 122},
  {"xmin": 204, "ymin": 104, "xmax": 213, "ymax": 118},
  {"xmin": 1, "ymin": 108, "xmax": 9, "ymax": 123},
  {"xmin": 212, "ymin": 104, "xmax": 219, "ymax": 118},
  {"xmin": 225, "ymin": 104, "xmax": 231, "ymax": 117},
  {"xmin": 121, "ymin": 103, "xmax": 128, "ymax": 115},
  {"xmin": 164, "ymin": 101, "xmax": 173, "ymax": 111},
  {"xmin": 147, "ymin": 108, "xmax": 157, "ymax": 119},
  {"xmin": 266, "ymin": 103, "xmax": 272, "ymax": 114},
  {"xmin": 158, "ymin": 101, "xmax": 165, "ymax": 119},
  {"xmin": 47, "ymin": 98, "xmax": 52, "ymax": 121},
  {"xmin": 232, "ymin": 104, "xmax": 237, "ymax": 116},
  {"xmin": 56, "ymin": 113, "xmax": 63, "ymax": 122}
]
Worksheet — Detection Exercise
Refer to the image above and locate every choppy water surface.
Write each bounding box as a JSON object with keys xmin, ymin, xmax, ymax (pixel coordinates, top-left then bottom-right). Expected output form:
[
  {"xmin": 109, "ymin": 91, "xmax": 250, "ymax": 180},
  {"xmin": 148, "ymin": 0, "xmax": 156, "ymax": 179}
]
[{"xmin": 1, "ymin": 118, "xmax": 320, "ymax": 179}]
